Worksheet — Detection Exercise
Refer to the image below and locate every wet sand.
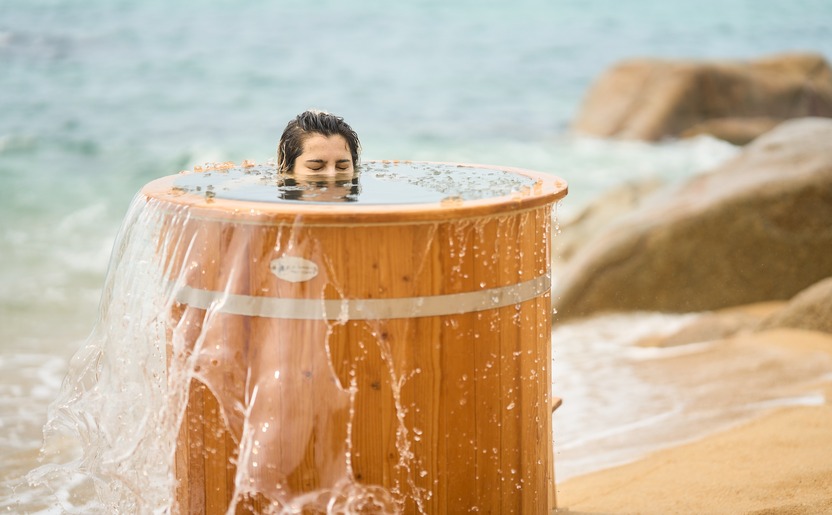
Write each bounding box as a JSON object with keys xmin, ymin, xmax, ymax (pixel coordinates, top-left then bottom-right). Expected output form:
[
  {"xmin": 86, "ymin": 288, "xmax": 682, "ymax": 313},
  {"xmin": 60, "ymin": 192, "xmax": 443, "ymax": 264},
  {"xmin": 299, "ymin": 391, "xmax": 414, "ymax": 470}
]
[{"xmin": 555, "ymin": 328, "xmax": 832, "ymax": 515}]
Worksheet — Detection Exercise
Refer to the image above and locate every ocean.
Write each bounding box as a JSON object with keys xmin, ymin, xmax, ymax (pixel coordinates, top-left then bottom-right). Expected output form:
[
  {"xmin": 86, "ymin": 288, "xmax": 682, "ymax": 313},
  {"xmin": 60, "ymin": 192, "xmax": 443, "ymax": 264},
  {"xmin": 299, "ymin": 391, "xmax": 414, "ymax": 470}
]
[{"xmin": 2, "ymin": 0, "xmax": 831, "ymax": 511}]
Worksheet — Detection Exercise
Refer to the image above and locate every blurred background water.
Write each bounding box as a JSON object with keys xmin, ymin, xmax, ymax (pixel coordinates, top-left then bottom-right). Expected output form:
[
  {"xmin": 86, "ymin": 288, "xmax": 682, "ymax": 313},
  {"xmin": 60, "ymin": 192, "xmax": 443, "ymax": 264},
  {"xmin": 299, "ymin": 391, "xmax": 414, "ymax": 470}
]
[{"xmin": 2, "ymin": 0, "xmax": 831, "ymax": 510}]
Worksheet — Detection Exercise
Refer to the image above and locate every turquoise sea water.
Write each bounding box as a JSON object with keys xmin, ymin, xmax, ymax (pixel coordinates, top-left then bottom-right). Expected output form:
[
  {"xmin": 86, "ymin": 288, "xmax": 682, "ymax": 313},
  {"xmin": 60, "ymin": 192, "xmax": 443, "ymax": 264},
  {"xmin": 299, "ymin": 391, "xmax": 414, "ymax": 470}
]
[{"xmin": 2, "ymin": 0, "xmax": 831, "ymax": 510}]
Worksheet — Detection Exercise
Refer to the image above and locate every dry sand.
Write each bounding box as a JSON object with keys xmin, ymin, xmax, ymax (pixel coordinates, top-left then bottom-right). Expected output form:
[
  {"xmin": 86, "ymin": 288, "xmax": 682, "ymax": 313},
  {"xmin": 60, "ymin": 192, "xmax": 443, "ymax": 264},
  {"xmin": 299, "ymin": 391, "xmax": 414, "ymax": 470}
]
[{"xmin": 555, "ymin": 328, "xmax": 832, "ymax": 515}]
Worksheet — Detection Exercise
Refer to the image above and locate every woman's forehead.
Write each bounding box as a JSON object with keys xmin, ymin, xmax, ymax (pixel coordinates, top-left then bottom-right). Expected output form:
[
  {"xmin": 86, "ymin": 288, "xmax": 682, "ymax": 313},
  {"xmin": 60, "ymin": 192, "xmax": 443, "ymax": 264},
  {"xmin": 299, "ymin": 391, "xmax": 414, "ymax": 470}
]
[{"xmin": 301, "ymin": 133, "xmax": 350, "ymax": 156}]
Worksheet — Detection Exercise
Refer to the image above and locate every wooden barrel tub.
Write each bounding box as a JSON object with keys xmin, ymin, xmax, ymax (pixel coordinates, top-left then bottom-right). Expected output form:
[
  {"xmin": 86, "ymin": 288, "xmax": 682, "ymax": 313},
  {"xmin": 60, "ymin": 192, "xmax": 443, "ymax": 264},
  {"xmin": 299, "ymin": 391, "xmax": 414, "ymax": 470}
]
[{"xmin": 141, "ymin": 161, "xmax": 567, "ymax": 513}]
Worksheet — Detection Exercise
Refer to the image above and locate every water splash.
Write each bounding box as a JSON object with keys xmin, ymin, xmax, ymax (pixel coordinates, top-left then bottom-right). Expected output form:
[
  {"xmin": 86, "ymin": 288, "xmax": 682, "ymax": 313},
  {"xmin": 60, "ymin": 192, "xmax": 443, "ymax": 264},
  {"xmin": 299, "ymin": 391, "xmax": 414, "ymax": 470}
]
[{"xmin": 28, "ymin": 162, "xmax": 566, "ymax": 513}]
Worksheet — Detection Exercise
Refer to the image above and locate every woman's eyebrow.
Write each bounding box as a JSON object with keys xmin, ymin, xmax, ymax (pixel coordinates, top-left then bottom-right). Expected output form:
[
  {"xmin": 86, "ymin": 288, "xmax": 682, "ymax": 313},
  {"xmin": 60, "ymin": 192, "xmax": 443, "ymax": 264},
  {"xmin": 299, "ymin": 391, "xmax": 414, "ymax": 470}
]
[{"xmin": 304, "ymin": 159, "xmax": 325, "ymax": 163}]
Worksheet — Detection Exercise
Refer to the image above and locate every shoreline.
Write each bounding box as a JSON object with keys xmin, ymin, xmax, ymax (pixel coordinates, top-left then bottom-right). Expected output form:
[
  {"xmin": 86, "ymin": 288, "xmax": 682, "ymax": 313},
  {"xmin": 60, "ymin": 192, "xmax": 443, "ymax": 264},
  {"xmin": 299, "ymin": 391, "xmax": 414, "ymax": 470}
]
[{"xmin": 554, "ymin": 328, "xmax": 832, "ymax": 514}]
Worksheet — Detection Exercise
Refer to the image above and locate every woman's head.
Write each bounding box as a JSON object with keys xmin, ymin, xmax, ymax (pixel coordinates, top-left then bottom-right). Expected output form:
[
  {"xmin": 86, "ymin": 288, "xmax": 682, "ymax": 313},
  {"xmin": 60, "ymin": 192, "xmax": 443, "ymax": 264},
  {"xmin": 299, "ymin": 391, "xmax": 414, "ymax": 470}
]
[{"xmin": 277, "ymin": 110, "xmax": 361, "ymax": 175}]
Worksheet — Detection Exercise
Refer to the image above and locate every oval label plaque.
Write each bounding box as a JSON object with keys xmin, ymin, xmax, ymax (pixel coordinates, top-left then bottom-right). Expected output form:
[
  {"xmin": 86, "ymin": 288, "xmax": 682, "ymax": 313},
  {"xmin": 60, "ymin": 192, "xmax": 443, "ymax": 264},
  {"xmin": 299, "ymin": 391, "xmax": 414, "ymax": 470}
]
[{"xmin": 270, "ymin": 256, "xmax": 319, "ymax": 283}]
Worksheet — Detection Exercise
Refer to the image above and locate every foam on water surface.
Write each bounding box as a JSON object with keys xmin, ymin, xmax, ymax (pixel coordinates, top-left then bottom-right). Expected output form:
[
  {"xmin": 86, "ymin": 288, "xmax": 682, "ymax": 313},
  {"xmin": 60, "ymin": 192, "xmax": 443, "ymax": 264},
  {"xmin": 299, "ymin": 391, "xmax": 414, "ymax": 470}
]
[{"xmin": 171, "ymin": 161, "xmax": 542, "ymax": 205}]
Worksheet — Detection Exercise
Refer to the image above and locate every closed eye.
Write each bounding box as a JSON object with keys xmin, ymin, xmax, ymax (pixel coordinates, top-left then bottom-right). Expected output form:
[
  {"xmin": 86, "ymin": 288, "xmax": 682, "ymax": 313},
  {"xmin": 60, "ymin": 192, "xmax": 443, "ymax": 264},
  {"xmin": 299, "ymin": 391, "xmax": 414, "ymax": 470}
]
[{"xmin": 304, "ymin": 160, "xmax": 325, "ymax": 170}]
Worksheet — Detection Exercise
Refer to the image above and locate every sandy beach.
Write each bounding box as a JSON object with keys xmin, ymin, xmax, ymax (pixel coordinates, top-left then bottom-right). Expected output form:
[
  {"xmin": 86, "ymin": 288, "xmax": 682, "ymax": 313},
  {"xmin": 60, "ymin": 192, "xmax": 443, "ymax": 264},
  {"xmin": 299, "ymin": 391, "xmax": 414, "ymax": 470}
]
[{"xmin": 555, "ymin": 328, "xmax": 832, "ymax": 515}]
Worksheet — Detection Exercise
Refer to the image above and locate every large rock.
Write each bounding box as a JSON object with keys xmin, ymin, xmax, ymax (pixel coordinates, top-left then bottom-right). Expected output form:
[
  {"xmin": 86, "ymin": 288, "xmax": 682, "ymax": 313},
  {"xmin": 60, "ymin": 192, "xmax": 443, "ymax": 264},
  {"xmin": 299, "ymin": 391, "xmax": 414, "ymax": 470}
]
[
  {"xmin": 554, "ymin": 178, "xmax": 664, "ymax": 262},
  {"xmin": 553, "ymin": 118, "xmax": 832, "ymax": 320},
  {"xmin": 572, "ymin": 53, "xmax": 832, "ymax": 142},
  {"xmin": 635, "ymin": 311, "xmax": 762, "ymax": 348},
  {"xmin": 680, "ymin": 117, "xmax": 782, "ymax": 145},
  {"xmin": 759, "ymin": 277, "xmax": 832, "ymax": 334}
]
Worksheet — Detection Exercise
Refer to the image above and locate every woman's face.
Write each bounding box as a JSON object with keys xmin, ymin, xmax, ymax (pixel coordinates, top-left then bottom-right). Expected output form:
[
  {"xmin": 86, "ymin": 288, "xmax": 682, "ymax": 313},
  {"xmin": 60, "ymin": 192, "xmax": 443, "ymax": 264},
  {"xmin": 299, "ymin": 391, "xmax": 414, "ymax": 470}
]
[{"xmin": 293, "ymin": 133, "xmax": 354, "ymax": 177}]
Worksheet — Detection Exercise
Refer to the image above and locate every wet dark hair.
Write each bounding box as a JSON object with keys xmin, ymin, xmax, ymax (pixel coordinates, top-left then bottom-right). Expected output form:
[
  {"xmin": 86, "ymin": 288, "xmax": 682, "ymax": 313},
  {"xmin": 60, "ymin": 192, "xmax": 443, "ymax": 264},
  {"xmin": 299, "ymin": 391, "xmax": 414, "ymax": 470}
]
[{"xmin": 277, "ymin": 110, "xmax": 361, "ymax": 173}]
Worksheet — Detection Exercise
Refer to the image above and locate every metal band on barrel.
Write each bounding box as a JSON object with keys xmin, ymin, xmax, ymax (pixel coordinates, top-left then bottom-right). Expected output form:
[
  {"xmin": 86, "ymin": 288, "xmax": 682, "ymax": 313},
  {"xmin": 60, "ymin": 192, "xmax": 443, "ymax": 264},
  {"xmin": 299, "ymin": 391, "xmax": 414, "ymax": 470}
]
[{"xmin": 174, "ymin": 274, "xmax": 550, "ymax": 321}]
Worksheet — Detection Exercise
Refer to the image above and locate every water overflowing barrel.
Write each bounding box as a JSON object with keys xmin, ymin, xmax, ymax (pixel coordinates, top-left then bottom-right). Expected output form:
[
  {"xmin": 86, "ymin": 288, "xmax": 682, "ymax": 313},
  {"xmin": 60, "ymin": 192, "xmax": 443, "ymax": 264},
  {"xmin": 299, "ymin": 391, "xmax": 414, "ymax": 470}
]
[{"xmin": 141, "ymin": 160, "xmax": 567, "ymax": 513}]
